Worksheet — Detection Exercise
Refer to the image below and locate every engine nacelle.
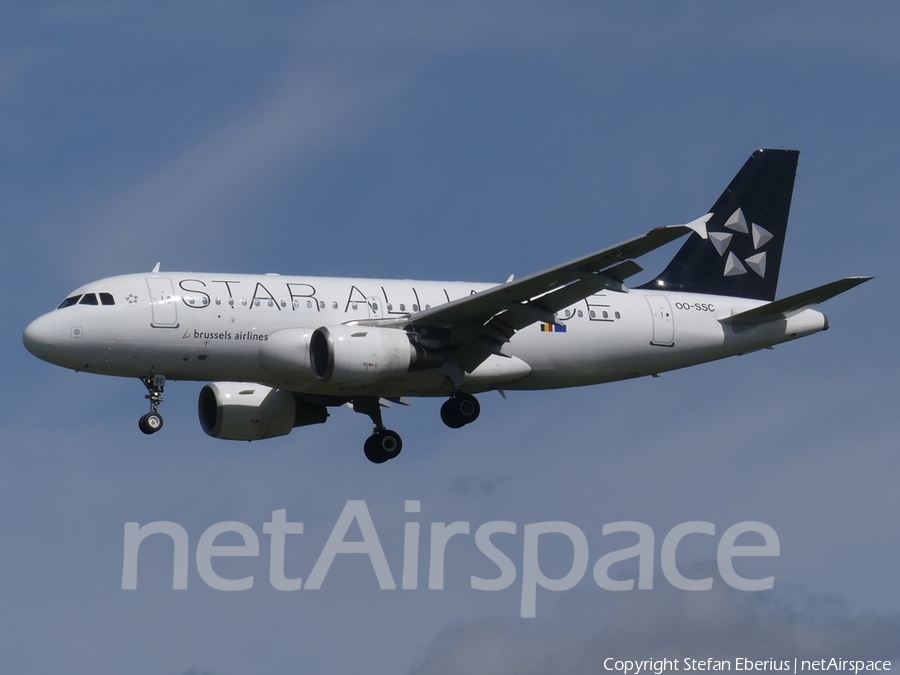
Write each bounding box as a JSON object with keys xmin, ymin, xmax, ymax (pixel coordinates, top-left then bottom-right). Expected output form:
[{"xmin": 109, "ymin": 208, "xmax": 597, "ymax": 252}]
[
  {"xmin": 309, "ymin": 325, "xmax": 437, "ymax": 386},
  {"xmin": 259, "ymin": 328, "xmax": 314, "ymax": 381},
  {"xmin": 198, "ymin": 382, "xmax": 327, "ymax": 441}
]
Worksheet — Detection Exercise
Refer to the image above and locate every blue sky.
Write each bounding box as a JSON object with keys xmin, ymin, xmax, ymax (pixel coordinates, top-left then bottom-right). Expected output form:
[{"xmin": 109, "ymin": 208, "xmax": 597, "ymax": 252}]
[{"xmin": 2, "ymin": 3, "xmax": 899, "ymax": 674}]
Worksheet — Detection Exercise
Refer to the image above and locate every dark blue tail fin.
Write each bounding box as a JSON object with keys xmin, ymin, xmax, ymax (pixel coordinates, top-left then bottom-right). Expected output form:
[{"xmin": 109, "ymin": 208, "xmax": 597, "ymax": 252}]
[{"xmin": 641, "ymin": 149, "xmax": 799, "ymax": 301}]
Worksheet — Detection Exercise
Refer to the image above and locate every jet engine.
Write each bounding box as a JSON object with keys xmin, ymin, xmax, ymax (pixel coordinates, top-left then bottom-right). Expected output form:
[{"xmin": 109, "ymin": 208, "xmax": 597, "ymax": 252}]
[
  {"xmin": 198, "ymin": 382, "xmax": 327, "ymax": 441},
  {"xmin": 309, "ymin": 325, "xmax": 440, "ymax": 386},
  {"xmin": 259, "ymin": 328, "xmax": 314, "ymax": 381}
]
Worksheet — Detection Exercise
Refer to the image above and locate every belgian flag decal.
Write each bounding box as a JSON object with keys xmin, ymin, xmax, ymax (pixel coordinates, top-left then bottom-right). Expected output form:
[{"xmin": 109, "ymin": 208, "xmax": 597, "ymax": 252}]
[{"xmin": 540, "ymin": 323, "xmax": 567, "ymax": 333}]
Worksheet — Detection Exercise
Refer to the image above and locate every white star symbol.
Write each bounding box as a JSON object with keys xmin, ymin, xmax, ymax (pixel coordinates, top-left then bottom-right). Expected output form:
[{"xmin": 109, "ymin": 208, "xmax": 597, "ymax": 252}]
[
  {"xmin": 126, "ymin": 294, "xmax": 138, "ymax": 304},
  {"xmin": 711, "ymin": 208, "xmax": 773, "ymax": 279}
]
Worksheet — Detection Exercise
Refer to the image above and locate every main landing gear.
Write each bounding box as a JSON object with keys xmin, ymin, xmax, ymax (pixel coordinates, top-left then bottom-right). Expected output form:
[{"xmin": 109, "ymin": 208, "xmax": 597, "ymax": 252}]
[
  {"xmin": 364, "ymin": 429, "xmax": 402, "ymax": 465},
  {"xmin": 353, "ymin": 397, "xmax": 403, "ymax": 464},
  {"xmin": 352, "ymin": 392, "xmax": 480, "ymax": 464},
  {"xmin": 139, "ymin": 374, "xmax": 166, "ymax": 435},
  {"xmin": 441, "ymin": 392, "xmax": 481, "ymax": 429}
]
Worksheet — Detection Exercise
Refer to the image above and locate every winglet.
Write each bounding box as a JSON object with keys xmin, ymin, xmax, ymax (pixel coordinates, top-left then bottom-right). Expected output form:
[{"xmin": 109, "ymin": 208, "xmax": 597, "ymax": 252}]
[
  {"xmin": 152, "ymin": 262, "xmax": 161, "ymax": 274},
  {"xmin": 682, "ymin": 213, "xmax": 712, "ymax": 240}
]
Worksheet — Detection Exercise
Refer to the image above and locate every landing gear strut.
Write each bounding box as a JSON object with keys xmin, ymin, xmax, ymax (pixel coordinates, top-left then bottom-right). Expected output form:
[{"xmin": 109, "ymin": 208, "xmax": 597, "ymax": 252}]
[
  {"xmin": 139, "ymin": 374, "xmax": 166, "ymax": 435},
  {"xmin": 441, "ymin": 392, "xmax": 480, "ymax": 429},
  {"xmin": 353, "ymin": 397, "xmax": 403, "ymax": 464}
]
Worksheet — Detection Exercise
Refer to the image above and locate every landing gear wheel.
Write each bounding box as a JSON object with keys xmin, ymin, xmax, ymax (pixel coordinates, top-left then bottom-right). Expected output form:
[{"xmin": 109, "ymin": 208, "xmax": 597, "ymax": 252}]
[
  {"xmin": 441, "ymin": 393, "xmax": 481, "ymax": 429},
  {"xmin": 364, "ymin": 429, "xmax": 402, "ymax": 464},
  {"xmin": 139, "ymin": 374, "xmax": 166, "ymax": 435},
  {"xmin": 139, "ymin": 412, "xmax": 164, "ymax": 435},
  {"xmin": 440, "ymin": 400, "xmax": 464, "ymax": 428}
]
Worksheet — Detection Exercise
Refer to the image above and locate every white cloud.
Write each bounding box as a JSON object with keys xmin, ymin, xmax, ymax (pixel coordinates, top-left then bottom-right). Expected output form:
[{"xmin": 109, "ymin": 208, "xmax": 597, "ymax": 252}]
[
  {"xmin": 54, "ymin": 62, "xmax": 413, "ymax": 275},
  {"xmin": 411, "ymin": 581, "xmax": 900, "ymax": 675}
]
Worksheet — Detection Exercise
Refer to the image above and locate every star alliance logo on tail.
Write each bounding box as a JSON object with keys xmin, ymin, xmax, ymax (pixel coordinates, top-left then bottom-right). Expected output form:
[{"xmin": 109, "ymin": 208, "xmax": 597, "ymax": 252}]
[{"xmin": 708, "ymin": 208, "xmax": 773, "ymax": 279}]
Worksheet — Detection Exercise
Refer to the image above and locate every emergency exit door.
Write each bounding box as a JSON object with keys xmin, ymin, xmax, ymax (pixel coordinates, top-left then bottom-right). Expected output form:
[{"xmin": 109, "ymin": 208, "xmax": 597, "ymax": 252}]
[{"xmin": 146, "ymin": 277, "xmax": 179, "ymax": 328}]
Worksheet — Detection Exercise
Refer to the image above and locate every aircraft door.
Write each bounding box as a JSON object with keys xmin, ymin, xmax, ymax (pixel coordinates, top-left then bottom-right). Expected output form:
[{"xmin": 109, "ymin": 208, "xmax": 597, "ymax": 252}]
[
  {"xmin": 367, "ymin": 296, "xmax": 384, "ymax": 321},
  {"xmin": 146, "ymin": 277, "xmax": 180, "ymax": 328},
  {"xmin": 645, "ymin": 296, "xmax": 674, "ymax": 346}
]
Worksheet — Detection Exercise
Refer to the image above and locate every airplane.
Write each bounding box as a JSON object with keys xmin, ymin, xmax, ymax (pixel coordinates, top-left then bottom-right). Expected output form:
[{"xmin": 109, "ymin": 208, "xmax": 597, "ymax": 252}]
[{"xmin": 23, "ymin": 149, "xmax": 871, "ymax": 463}]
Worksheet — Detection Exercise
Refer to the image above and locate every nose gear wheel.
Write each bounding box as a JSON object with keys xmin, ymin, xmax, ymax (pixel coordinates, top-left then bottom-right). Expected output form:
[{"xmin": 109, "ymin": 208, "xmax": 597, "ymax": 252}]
[{"xmin": 139, "ymin": 374, "xmax": 166, "ymax": 435}]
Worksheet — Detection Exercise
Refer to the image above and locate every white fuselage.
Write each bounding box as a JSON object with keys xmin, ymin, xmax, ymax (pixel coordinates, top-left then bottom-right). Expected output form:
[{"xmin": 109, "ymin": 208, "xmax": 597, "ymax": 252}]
[{"xmin": 23, "ymin": 271, "xmax": 827, "ymax": 397}]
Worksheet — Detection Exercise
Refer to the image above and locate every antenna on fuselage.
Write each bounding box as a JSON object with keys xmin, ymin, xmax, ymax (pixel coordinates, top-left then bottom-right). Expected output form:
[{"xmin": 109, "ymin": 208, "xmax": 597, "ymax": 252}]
[{"xmin": 151, "ymin": 262, "xmax": 161, "ymax": 274}]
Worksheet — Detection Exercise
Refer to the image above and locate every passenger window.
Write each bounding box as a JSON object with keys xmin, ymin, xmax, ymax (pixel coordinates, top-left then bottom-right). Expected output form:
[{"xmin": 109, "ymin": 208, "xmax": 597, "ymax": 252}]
[
  {"xmin": 254, "ymin": 299, "xmax": 260, "ymax": 307},
  {"xmin": 280, "ymin": 300, "xmax": 286, "ymax": 308},
  {"xmin": 241, "ymin": 299, "xmax": 247, "ymax": 307},
  {"xmin": 615, "ymin": 311, "xmax": 621, "ymax": 319},
  {"xmin": 400, "ymin": 304, "xmax": 406, "ymax": 311},
  {"xmin": 332, "ymin": 301, "xmax": 338, "ymax": 309},
  {"xmin": 79, "ymin": 293, "xmax": 98, "ymax": 306},
  {"xmin": 293, "ymin": 300, "xmax": 299, "ymax": 309},
  {"xmin": 99, "ymin": 292, "xmax": 115, "ymax": 305},
  {"xmin": 228, "ymin": 298, "xmax": 234, "ymax": 307},
  {"xmin": 412, "ymin": 304, "xmax": 419, "ymax": 312},
  {"xmin": 602, "ymin": 311, "xmax": 609, "ymax": 319},
  {"xmin": 58, "ymin": 295, "xmax": 82, "ymax": 309},
  {"xmin": 352, "ymin": 303, "xmax": 358, "ymax": 310},
  {"xmin": 590, "ymin": 310, "xmax": 596, "ymax": 318},
  {"xmin": 318, "ymin": 301, "xmax": 325, "ymax": 310},
  {"xmin": 577, "ymin": 310, "xmax": 583, "ymax": 318},
  {"xmin": 215, "ymin": 298, "xmax": 221, "ymax": 306},
  {"xmin": 306, "ymin": 300, "xmax": 313, "ymax": 309},
  {"xmin": 267, "ymin": 299, "xmax": 273, "ymax": 307}
]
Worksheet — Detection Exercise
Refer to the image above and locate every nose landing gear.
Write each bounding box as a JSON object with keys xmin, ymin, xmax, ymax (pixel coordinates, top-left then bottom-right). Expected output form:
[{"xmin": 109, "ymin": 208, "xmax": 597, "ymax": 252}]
[
  {"xmin": 441, "ymin": 392, "xmax": 480, "ymax": 429},
  {"xmin": 139, "ymin": 374, "xmax": 166, "ymax": 435}
]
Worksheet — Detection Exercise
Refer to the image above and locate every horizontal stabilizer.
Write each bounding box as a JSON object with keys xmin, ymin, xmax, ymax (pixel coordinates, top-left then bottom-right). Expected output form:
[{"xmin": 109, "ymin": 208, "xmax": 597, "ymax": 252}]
[{"xmin": 720, "ymin": 276, "xmax": 873, "ymax": 326}]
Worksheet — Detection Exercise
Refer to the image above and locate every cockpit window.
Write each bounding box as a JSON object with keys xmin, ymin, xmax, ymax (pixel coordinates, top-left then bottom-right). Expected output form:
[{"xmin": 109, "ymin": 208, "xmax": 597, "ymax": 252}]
[
  {"xmin": 79, "ymin": 293, "xmax": 99, "ymax": 306},
  {"xmin": 58, "ymin": 295, "xmax": 82, "ymax": 309},
  {"xmin": 99, "ymin": 292, "xmax": 115, "ymax": 306}
]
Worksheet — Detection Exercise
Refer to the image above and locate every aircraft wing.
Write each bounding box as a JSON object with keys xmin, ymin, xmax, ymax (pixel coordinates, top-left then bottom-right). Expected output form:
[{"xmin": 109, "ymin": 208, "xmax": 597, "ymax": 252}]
[
  {"xmin": 383, "ymin": 221, "xmax": 704, "ymax": 371},
  {"xmin": 719, "ymin": 276, "xmax": 873, "ymax": 326}
]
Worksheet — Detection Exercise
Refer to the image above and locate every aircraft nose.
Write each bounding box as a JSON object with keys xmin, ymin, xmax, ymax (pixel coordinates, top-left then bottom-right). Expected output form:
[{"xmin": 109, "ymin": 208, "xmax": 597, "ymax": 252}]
[{"xmin": 23, "ymin": 313, "xmax": 58, "ymax": 361}]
